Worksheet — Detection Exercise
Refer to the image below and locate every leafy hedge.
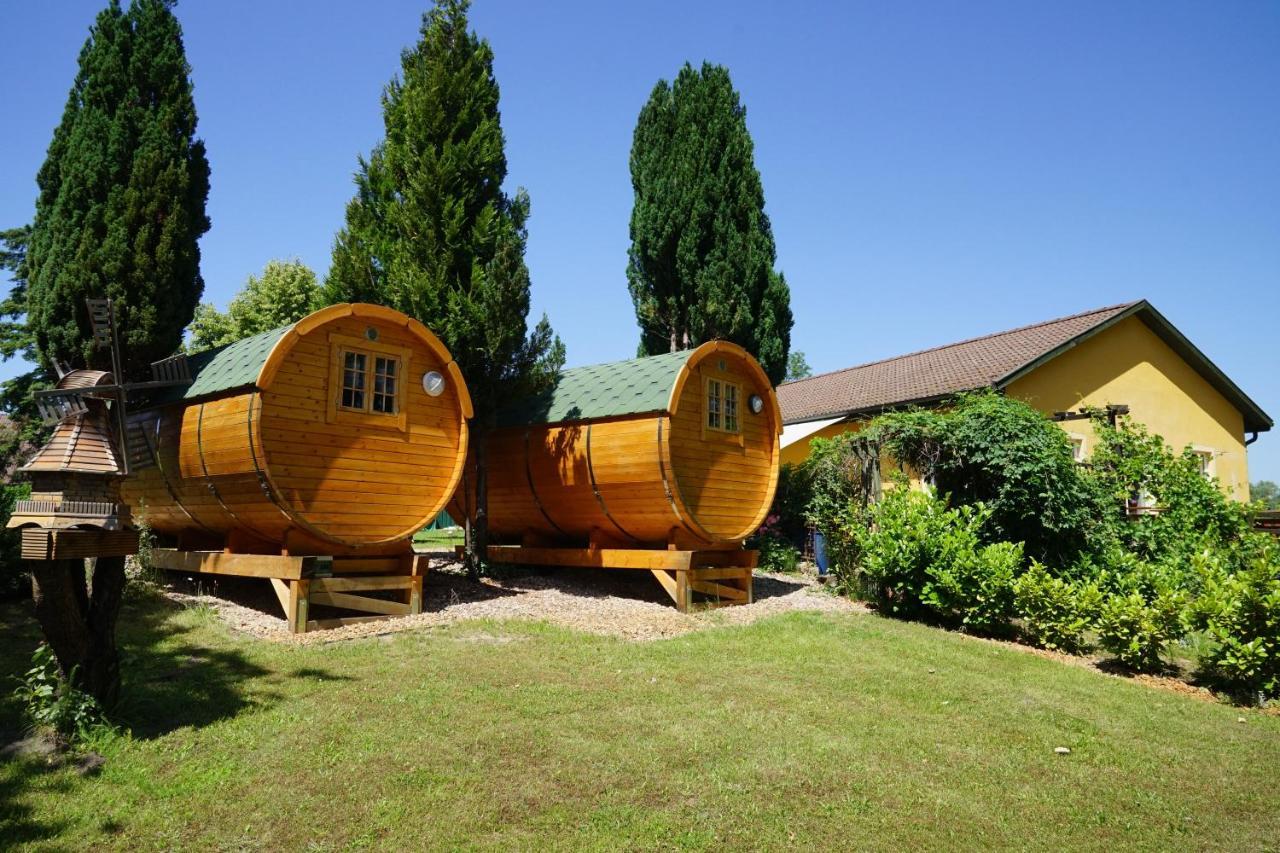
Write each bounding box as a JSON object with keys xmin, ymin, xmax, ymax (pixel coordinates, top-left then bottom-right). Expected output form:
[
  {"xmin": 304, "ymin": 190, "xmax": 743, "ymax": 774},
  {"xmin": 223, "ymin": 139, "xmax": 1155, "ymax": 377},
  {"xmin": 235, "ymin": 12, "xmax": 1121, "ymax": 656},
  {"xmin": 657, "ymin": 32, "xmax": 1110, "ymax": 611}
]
[{"xmin": 806, "ymin": 392, "xmax": 1280, "ymax": 703}]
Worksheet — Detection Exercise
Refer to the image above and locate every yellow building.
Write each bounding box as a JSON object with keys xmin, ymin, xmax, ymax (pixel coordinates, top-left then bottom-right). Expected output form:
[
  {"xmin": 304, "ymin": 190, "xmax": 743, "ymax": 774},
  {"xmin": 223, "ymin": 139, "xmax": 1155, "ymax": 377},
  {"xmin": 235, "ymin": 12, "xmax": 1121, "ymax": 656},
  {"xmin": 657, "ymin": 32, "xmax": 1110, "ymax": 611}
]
[{"xmin": 777, "ymin": 301, "xmax": 1272, "ymax": 500}]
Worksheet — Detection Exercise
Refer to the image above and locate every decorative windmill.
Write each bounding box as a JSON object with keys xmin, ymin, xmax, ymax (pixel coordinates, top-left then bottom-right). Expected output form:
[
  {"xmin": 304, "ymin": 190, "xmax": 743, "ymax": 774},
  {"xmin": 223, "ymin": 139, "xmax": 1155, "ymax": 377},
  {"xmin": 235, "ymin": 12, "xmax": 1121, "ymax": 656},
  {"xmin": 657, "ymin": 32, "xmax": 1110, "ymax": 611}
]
[{"xmin": 7, "ymin": 298, "xmax": 192, "ymax": 561}]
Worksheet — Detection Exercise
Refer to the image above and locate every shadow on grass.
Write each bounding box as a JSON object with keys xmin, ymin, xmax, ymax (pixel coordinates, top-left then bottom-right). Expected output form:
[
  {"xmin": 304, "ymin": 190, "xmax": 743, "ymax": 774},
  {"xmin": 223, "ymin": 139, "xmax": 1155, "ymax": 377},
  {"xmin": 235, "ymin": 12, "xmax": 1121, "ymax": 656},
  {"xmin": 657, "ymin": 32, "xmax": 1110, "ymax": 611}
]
[{"xmin": 0, "ymin": 585, "xmax": 349, "ymax": 841}]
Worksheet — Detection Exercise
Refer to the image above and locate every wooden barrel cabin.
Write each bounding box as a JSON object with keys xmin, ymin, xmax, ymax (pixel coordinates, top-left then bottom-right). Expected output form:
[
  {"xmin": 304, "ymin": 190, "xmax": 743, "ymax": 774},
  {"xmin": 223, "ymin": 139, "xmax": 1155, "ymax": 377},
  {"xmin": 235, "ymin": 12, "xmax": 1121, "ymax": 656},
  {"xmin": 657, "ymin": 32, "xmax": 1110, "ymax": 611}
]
[
  {"xmin": 452, "ymin": 341, "xmax": 781, "ymax": 610},
  {"xmin": 121, "ymin": 303, "xmax": 472, "ymax": 557}
]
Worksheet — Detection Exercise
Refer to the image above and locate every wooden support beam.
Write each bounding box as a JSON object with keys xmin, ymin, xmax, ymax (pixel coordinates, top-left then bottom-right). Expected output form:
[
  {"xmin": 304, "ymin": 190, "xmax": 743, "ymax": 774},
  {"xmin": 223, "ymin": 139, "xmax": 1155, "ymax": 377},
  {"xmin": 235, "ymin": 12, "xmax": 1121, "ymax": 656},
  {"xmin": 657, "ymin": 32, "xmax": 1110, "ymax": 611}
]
[
  {"xmin": 152, "ymin": 548, "xmax": 313, "ymax": 580},
  {"xmin": 688, "ymin": 579, "xmax": 749, "ymax": 602},
  {"xmin": 287, "ymin": 579, "xmax": 310, "ymax": 634},
  {"xmin": 310, "ymin": 576, "xmax": 413, "ymax": 593},
  {"xmin": 650, "ymin": 569, "xmax": 678, "ymax": 604},
  {"xmin": 408, "ymin": 574, "xmax": 423, "ymax": 614},
  {"xmin": 269, "ymin": 578, "xmax": 290, "ymax": 617},
  {"xmin": 488, "ymin": 545, "xmax": 698, "ymax": 571},
  {"xmin": 676, "ymin": 570, "xmax": 691, "ymax": 613},
  {"xmin": 309, "ymin": 591, "xmax": 410, "ymax": 617},
  {"xmin": 306, "ymin": 614, "xmax": 398, "ymax": 631}
]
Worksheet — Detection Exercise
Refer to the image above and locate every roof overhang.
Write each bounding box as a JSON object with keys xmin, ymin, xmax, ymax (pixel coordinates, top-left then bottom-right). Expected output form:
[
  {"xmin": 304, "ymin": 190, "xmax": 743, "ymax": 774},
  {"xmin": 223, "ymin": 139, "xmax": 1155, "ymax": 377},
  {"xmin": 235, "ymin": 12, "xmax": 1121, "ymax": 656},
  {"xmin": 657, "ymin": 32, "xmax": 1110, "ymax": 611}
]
[
  {"xmin": 780, "ymin": 416, "xmax": 846, "ymax": 449},
  {"xmin": 995, "ymin": 300, "xmax": 1272, "ymax": 434}
]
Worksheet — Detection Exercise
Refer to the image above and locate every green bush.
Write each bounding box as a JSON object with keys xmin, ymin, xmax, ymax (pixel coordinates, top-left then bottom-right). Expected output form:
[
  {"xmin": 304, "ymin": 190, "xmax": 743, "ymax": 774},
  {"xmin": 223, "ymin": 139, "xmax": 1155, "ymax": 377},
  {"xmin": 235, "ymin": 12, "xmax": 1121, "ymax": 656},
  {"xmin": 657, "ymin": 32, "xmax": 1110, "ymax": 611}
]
[
  {"xmin": 753, "ymin": 515, "xmax": 800, "ymax": 573},
  {"xmin": 1095, "ymin": 589, "xmax": 1185, "ymax": 672},
  {"xmin": 1013, "ymin": 562, "xmax": 1102, "ymax": 653},
  {"xmin": 923, "ymin": 540, "xmax": 1021, "ymax": 633},
  {"xmin": 767, "ymin": 463, "xmax": 813, "ymax": 547},
  {"xmin": 878, "ymin": 393, "xmax": 1110, "ymax": 567},
  {"xmin": 0, "ymin": 481, "xmax": 31, "ymax": 598},
  {"xmin": 12, "ymin": 644, "xmax": 107, "ymax": 743},
  {"xmin": 1186, "ymin": 537, "xmax": 1280, "ymax": 702},
  {"xmin": 848, "ymin": 483, "xmax": 1018, "ymax": 631}
]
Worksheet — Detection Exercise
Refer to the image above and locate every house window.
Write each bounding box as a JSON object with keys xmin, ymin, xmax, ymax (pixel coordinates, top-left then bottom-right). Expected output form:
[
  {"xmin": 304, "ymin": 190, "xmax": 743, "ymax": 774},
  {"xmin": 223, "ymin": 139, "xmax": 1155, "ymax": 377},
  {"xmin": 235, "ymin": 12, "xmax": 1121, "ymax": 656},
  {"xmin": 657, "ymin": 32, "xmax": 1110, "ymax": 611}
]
[
  {"xmin": 1192, "ymin": 448, "xmax": 1215, "ymax": 479},
  {"xmin": 706, "ymin": 378, "xmax": 740, "ymax": 434},
  {"xmin": 338, "ymin": 348, "xmax": 399, "ymax": 416},
  {"xmin": 1068, "ymin": 434, "xmax": 1087, "ymax": 464}
]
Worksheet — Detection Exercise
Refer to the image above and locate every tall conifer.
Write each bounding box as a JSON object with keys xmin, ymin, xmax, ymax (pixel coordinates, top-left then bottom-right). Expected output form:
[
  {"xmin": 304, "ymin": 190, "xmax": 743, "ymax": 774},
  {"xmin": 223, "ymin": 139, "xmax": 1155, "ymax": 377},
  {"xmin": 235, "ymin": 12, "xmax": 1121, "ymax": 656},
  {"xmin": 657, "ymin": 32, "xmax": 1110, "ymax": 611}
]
[
  {"xmin": 627, "ymin": 62, "xmax": 793, "ymax": 385},
  {"xmin": 13, "ymin": 0, "xmax": 209, "ymax": 706},
  {"xmin": 25, "ymin": 0, "xmax": 210, "ymax": 379},
  {"xmin": 325, "ymin": 0, "xmax": 562, "ymax": 576}
]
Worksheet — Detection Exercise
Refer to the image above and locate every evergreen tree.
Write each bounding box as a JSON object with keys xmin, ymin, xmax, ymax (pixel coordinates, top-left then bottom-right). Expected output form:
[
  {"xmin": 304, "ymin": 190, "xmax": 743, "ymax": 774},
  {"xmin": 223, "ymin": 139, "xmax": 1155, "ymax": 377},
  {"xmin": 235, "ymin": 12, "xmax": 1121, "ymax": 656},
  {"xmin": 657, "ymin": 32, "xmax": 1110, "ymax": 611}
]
[
  {"xmin": 189, "ymin": 259, "xmax": 319, "ymax": 351},
  {"xmin": 13, "ymin": 0, "xmax": 209, "ymax": 706},
  {"xmin": 324, "ymin": 0, "xmax": 562, "ymax": 577},
  {"xmin": 627, "ymin": 62, "xmax": 793, "ymax": 385},
  {"xmin": 25, "ymin": 0, "xmax": 210, "ymax": 380}
]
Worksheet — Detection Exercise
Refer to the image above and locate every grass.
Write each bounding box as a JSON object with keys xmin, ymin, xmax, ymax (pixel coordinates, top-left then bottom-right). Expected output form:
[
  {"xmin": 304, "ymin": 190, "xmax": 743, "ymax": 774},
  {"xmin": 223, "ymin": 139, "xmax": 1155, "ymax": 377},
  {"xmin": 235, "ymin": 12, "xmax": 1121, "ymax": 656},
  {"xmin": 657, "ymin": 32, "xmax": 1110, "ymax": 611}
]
[
  {"xmin": 412, "ymin": 527, "xmax": 465, "ymax": 548},
  {"xmin": 1, "ymin": 589, "xmax": 1277, "ymax": 851}
]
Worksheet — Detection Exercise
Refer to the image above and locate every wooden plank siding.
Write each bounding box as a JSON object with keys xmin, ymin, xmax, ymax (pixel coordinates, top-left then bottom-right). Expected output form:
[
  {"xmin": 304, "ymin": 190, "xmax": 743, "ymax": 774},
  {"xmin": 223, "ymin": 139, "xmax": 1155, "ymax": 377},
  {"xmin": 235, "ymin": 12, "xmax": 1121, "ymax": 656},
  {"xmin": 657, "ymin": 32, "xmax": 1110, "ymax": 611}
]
[
  {"xmin": 458, "ymin": 341, "xmax": 781, "ymax": 550},
  {"xmin": 120, "ymin": 304, "xmax": 471, "ymax": 554}
]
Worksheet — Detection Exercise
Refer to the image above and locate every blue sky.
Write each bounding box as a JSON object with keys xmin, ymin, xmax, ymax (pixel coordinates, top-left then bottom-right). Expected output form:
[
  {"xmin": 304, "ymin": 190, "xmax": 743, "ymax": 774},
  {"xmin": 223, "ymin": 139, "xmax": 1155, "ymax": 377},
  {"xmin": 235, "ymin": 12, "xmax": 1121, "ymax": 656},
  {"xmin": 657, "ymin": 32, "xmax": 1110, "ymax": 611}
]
[{"xmin": 1, "ymin": 1, "xmax": 1277, "ymax": 479}]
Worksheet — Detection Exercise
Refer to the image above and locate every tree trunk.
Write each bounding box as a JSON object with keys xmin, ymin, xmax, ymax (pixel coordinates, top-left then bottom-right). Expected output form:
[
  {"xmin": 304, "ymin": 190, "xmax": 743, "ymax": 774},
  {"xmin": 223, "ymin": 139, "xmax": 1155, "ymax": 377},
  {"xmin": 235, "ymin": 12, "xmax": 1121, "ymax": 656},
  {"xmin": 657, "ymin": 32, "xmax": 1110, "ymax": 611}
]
[{"xmin": 28, "ymin": 556, "xmax": 127, "ymax": 708}]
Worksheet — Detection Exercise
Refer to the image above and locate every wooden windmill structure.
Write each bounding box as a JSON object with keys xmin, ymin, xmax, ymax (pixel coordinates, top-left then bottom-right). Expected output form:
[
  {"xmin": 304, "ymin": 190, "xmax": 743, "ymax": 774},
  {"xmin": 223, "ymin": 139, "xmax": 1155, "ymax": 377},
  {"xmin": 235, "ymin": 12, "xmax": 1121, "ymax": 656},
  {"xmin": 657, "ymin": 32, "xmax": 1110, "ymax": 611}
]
[{"xmin": 7, "ymin": 298, "xmax": 191, "ymax": 560}]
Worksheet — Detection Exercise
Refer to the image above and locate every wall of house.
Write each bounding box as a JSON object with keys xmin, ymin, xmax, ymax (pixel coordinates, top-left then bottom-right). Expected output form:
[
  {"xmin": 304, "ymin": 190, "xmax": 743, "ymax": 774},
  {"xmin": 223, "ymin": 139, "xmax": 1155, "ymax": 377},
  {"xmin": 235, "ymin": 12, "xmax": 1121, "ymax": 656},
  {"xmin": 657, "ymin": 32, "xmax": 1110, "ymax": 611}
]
[
  {"xmin": 780, "ymin": 315, "xmax": 1253, "ymax": 500},
  {"xmin": 1006, "ymin": 315, "xmax": 1250, "ymax": 500}
]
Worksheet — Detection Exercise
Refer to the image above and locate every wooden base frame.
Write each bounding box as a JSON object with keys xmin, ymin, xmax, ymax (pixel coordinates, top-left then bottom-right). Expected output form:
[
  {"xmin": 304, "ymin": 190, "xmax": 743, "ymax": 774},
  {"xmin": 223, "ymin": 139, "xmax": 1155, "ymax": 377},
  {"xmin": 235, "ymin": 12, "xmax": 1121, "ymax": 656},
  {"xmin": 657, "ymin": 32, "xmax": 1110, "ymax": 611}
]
[
  {"xmin": 152, "ymin": 548, "xmax": 428, "ymax": 634},
  {"xmin": 486, "ymin": 545, "xmax": 756, "ymax": 613},
  {"xmin": 20, "ymin": 528, "xmax": 139, "ymax": 561}
]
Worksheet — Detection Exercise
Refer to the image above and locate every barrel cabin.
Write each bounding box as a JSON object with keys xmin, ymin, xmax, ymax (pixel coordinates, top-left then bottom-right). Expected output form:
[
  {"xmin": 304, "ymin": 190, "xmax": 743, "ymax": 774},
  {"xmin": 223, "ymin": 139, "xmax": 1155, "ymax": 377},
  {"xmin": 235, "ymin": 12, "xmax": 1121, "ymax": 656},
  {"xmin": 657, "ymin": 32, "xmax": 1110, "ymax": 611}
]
[
  {"xmin": 120, "ymin": 303, "xmax": 472, "ymax": 631},
  {"xmin": 452, "ymin": 340, "xmax": 782, "ymax": 610}
]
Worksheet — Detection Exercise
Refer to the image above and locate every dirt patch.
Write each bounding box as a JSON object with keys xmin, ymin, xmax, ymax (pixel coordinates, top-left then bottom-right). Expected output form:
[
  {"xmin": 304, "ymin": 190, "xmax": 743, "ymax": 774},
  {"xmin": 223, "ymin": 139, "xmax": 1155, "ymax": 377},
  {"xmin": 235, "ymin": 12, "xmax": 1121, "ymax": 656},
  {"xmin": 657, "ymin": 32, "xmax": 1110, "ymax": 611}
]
[{"xmin": 159, "ymin": 558, "xmax": 863, "ymax": 645}]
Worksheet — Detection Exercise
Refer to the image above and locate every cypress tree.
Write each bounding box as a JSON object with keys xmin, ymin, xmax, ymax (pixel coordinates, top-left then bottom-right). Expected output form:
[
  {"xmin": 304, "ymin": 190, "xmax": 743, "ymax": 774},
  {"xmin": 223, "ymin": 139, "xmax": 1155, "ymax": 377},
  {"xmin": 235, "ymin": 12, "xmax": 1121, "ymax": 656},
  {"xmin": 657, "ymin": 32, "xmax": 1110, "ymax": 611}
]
[
  {"xmin": 13, "ymin": 0, "xmax": 209, "ymax": 707},
  {"xmin": 627, "ymin": 62, "xmax": 793, "ymax": 385},
  {"xmin": 324, "ymin": 0, "xmax": 562, "ymax": 577},
  {"xmin": 25, "ymin": 0, "xmax": 210, "ymax": 380}
]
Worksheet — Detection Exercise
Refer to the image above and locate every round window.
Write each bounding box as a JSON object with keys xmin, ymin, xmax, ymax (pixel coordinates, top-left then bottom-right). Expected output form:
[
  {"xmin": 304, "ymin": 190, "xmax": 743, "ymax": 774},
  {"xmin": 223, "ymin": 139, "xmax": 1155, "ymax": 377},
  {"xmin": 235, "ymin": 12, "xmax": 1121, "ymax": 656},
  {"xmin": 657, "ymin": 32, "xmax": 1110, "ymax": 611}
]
[{"xmin": 422, "ymin": 371, "xmax": 446, "ymax": 397}]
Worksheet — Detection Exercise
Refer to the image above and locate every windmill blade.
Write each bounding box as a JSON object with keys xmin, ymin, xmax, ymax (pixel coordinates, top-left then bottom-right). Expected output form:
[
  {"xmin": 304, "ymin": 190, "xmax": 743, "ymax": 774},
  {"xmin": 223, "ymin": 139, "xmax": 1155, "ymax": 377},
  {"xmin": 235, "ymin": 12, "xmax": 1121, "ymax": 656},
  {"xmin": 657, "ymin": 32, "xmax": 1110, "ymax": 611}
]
[
  {"xmin": 124, "ymin": 418, "xmax": 158, "ymax": 471},
  {"xmin": 150, "ymin": 353, "xmax": 192, "ymax": 385},
  {"xmin": 35, "ymin": 389, "xmax": 89, "ymax": 425},
  {"xmin": 86, "ymin": 298, "xmax": 116, "ymax": 350}
]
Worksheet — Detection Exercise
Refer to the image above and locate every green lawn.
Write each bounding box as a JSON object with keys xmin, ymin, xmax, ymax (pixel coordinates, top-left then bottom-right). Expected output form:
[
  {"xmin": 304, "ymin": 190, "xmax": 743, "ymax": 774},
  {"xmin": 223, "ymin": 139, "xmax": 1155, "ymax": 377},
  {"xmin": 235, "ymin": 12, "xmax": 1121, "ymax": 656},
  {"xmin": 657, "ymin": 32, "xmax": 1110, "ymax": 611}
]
[{"xmin": 1, "ymin": 589, "xmax": 1277, "ymax": 851}]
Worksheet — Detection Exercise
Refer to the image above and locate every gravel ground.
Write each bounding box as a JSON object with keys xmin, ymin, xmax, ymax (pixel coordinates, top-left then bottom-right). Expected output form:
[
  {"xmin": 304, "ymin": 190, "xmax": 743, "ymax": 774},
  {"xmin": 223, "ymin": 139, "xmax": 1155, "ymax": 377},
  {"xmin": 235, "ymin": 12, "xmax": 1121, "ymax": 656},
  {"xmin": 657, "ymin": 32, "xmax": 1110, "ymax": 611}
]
[{"xmin": 161, "ymin": 554, "xmax": 865, "ymax": 644}]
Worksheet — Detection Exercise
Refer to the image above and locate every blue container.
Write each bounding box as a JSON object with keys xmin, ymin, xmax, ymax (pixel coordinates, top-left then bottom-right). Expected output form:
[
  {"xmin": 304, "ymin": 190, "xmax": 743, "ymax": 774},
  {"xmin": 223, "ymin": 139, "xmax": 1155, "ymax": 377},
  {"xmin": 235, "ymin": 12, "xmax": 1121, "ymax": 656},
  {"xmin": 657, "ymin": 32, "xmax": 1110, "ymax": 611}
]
[{"xmin": 813, "ymin": 531, "xmax": 829, "ymax": 576}]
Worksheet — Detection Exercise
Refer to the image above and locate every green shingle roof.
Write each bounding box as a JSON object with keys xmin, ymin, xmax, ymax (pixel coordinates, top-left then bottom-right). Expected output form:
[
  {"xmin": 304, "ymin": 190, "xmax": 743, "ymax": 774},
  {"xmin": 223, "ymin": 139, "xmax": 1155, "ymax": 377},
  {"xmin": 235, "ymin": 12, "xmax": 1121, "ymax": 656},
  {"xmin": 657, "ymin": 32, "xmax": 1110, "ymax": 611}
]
[
  {"xmin": 498, "ymin": 349, "xmax": 693, "ymax": 427},
  {"xmin": 145, "ymin": 323, "xmax": 294, "ymax": 408}
]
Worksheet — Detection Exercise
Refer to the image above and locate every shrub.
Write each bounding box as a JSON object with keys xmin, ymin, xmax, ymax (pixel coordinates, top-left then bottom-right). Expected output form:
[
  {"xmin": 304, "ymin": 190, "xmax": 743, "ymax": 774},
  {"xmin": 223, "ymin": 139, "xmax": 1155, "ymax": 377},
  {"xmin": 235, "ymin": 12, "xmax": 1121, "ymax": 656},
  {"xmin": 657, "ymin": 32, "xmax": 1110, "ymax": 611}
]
[
  {"xmin": 753, "ymin": 515, "xmax": 800, "ymax": 573},
  {"xmin": 1095, "ymin": 589, "xmax": 1185, "ymax": 672},
  {"xmin": 1013, "ymin": 562, "xmax": 1102, "ymax": 653},
  {"xmin": 12, "ymin": 644, "xmax": 107, "ymax": 743},
  {"xmin": 924, "ymin": 540, "xmax": 1021, "ymax": 633},
  {"xmin": 849, "ymin": 483, "xmax": 1019, "ymax": 631},
  {"xmin": 1089, "ymin": 418, "xmax": 1253, "ymax": 566},
  {"xmin": 1186, "ymin": 537, "xmax": 1280, "ymax": 702},
  {"xmin": 767, "ymin": 463, "xmax": 813, "ymax": 547},
  {"xmin": 879, "ymin": 393, "xmax": 1110, "ymax": 567}
]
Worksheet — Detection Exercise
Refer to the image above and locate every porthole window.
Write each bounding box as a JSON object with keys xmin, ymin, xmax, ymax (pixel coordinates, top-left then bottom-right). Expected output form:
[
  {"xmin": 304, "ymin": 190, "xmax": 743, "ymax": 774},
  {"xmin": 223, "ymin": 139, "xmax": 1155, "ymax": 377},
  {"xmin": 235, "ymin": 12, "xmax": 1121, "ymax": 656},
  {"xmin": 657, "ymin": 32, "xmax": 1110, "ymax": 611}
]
[{"xmin": 422, "ymin": 371, "xmax": 446, "ymax": 397}]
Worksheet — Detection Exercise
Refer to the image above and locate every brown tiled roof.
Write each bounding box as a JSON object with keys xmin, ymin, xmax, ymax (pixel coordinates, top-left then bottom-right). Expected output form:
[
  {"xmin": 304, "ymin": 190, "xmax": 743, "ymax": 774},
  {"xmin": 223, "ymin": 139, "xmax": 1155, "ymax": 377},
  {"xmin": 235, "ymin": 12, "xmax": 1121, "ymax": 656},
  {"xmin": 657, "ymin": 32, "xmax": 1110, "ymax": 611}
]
[{"xmin": 778, "ymin": 302, "xmax": 1141, "ymax": 424}]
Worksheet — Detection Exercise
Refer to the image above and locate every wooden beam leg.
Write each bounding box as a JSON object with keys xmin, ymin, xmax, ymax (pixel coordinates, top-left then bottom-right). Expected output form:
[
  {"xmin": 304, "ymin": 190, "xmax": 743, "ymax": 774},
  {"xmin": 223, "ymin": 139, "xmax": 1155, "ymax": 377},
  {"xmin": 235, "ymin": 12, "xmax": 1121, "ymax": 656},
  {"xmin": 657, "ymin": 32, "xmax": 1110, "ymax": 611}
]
[
  {"xmin": 650, "ymin": 568, "xmax": 677, "ymax": 605},
  {"xmin": 269, "ymin": 578, "xmax": 290, "ymax": 617},
  {"xmin": 675, "ymin": 570, "xmax": 691, "ymax": 613},
  {"xmin": 287, "ymin": 579, "xmax": 310, "ymax": 634},
  {"xmin": 408, "ymin": 574, "xmax": 423, "ymax": 615}
]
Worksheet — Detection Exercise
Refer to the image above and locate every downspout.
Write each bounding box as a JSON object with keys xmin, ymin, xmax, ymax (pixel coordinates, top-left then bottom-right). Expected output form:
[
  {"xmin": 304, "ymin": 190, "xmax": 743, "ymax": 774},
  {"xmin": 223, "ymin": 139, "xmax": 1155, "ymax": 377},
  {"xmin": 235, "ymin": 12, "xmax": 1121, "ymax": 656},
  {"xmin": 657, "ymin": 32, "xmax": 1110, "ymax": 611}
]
[{"xmin": 1245, "ymin": 432, "xmax": 1259, "ymax": 446}]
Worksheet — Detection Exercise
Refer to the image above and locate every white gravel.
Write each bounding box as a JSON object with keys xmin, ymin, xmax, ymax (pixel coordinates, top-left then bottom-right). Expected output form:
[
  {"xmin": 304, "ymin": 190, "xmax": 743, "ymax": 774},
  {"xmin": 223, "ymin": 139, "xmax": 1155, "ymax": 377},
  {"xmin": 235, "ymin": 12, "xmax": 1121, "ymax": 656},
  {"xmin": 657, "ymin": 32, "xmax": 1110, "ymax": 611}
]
[{"xmin": 160, "ymin": 556, "xmax": 865, "ymax": 645}]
